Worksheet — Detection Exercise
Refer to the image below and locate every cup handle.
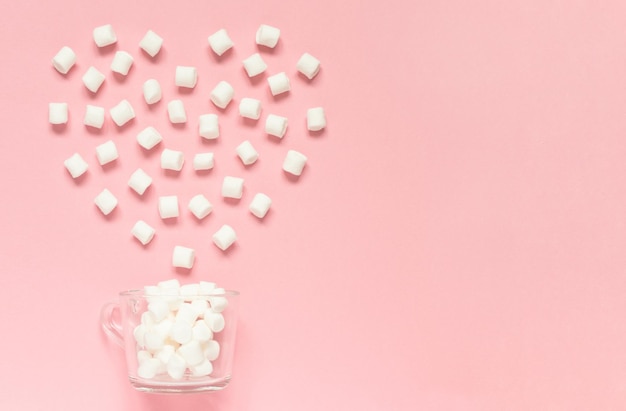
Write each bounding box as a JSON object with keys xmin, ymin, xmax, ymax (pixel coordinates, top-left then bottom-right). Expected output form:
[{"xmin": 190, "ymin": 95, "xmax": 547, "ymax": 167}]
[{"xmin": 100, "ymin": 301, "xmax": 124, "ymax": 348}]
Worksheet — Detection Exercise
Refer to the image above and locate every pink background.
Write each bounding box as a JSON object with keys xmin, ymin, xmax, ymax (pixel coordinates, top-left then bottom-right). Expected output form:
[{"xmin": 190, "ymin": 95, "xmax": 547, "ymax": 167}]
[{"xmin": 2, "ymin": 0, "xmax": 626, "ymax": 409}]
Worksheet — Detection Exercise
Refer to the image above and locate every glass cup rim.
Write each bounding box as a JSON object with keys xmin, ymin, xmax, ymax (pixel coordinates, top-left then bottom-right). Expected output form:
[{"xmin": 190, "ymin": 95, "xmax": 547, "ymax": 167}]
[{"xmin": 118, "ymin": 289, "xmax": 240, "ymax": 297}]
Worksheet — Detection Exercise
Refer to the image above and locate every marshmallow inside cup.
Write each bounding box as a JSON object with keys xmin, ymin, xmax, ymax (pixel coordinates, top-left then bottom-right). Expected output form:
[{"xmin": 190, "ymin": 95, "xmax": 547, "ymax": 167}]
[{"xmin": 129, "ymin": 280, "xmax": 235, "ymax": 382}]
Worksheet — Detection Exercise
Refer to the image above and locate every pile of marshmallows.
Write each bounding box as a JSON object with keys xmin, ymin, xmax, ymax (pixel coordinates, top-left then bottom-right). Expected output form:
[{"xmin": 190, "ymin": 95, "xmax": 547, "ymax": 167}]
[
  {"xmin": 134, "ymin": 279, "xmax": 229, "ymax": 380},
  {"xmin": 51, "ymin": 24, "xmax": 326, "ymax": 269}
]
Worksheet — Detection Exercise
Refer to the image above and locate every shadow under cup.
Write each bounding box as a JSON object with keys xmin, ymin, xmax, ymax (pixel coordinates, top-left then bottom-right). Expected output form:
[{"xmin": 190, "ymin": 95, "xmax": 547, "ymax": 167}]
[{"xmin": 101, "ymin": 289, "xmax": 239, "ymax": 393}]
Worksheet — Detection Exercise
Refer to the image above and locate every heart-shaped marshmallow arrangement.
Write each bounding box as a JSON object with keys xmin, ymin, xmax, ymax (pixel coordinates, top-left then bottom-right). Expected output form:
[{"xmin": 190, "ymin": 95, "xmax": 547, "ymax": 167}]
[{"xmin": 49, "ymin": 24, "xmax": 327, "ymax": 271}]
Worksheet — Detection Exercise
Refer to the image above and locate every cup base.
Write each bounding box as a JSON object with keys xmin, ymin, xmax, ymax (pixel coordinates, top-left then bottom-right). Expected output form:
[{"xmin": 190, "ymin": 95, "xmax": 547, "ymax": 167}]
[{"xmin": 129, "ymin": 375, "xmax": 231, "ymax": 393}]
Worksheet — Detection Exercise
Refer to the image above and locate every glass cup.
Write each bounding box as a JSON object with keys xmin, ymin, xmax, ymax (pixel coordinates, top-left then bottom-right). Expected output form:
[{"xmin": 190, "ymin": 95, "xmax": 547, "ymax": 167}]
[{"xmin": 100, "ymin": 289, "xmax": 239, "ymax": 393}]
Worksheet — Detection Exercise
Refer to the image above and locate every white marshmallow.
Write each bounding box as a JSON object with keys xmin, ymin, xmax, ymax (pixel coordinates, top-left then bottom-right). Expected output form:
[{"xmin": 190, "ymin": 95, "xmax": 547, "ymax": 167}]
[
  {"xmin": 208, "ymin": 289, "xmax": 228, "ymax": 312},
  {"xmin": 265, "ymin": 114, "xmax": 288, "ymax": 138},
  {"xmin": 131, "ymin": 220, "xmax": 155, "ymax": 245},
  {"xmin": 190, "ymin": 299, "xmax": 209, "ymax": 317},
  {"xmin": 158, "ymin": 196, "xmax": 179, "ymax": 219},
  {"xmin": 282, "ymin": 149, "xmax": 307, "ymax": 176},
  {"xmin": 49, "ymin": 103, "xmax": 68, "ymax": 124},
  {"xmin": 166, "ymin": 353, "xmax": 187, "ymax": 380},
  {"xmin": 172, "ymin": 245, "xmax": 195, "ymax": 269},
  {"xmin": 256, "ymin": 24, "xmax": 280, "ymax": 48},
  {"xmin": 137, "ymin": 358, "xmax": 162, "ymax": 379},
  {"xmin": 110, "ymin": 51, "xmax": 134, "ymax": 75},
  {"xmin": 249, "ymin": 193, "xmax": 272, "ymax": 218},
  {"xmin": 161, "ymin": 148, "xmax": 184, "ymax": 171},
  {"xmin": 198, "ymin": 114, "xmax": 219, "ymax": 139},
  {"xmin": 177, "ymin": 340, "xmax": 204, "ymax": 366},
  {"xmin": 236, "ymin": 140, "xmax": 259, "ymax": 165},
  {"xmin": 222, "ymin": 176, "xmax": 244, "ymax": 199},
  {"xmin": 171, "ymin": 320, "xmax": 193, "ymax": 344},
  {"xmin": 143, "ymin": 79, "xmax": 162, "ymax": 105},
  {"xmin": 192, "ymin": 320, "xmax": 213, "ymax": 342},
  {"xmin": 267, "ymin": 72, "xmax": 290, "ymax": 96},
  {"xmin": 143, "ymin": 329, "xmax": 165, "ymax": 352},
  {"xmin": 95, "ymin": 140, "xmax": 119, "ymax": 165},
  {"xmin": 191, "ymin": 360, "xmax": 213, "ymax": 377},
  {"xmin": 82, "ymin": 66, "xmax": 105, "ymax": 93},
  {"xmin": 176, "ymin": 303, "xmax": 198, "ymax": 324},
  {"xmin": 128, "ymin": 168, "xmax": 152, "ymax": 195},
  {"xmin": 204, "ymin": 311, "xmax": 225, "ymax": 333},
  {"xmin": 193, "ymin": 152, "xmax": 215, "ymax": 170},
  {"xmin": 238, "ymin": 98, "xmax": 262, "ymax": 120},
  {"xmin": 203, "ymin": 340, "xmax": 220, "ymax": 361},
  {"xmin": 175, "ymin": 66, "xmax": 197, "ymax": 88},
  {"xmin": 307, "ymin": 107, "xmax": 326, "ymax": 131},
  {"xmin": 148, "ymin": 300, "xmax": 169, "ymax": 322},
  {"xmin": 158, "ymin": 279, "xmax": 181, "ymax": 291},
  {"xmin": 64, "ymin": 153, "xmax": 88, "ymax": 179},
  {"xmin": 207, "ymin": 29, "xmax": 233, "ymax": 56},
  {"xmin": 139, "ymin": 30, "xmax": 163, "ymax": 57},
  {"xmin": 158, "ymin": 281, "xmax": 182, "ymax": 310},
  {"xmin": 136, "ymin": 349, "xmax": 152, "ymax": 364},
  {"xmin": 242, "ymin": 53, "xmax": 267, "ymax": 77},
  {"xmin": 83, "ymin": 105, "xmax": 105, "ymax": 129},
  {"xmin": 180, "ymin": 284, "xmax": 200, "ymax": 299},
  {"xmin": 155, "ymin": 345, "xmax": 175, "ymax": 365},
  {"xmin": 93, "ymin": 24, "xmax": 117, "ymax": 47},
  {"xmin": 141, "ymin": 311, "xmax": 155, "ymax": 327},
  {"xmin": 297, "ymin": 52, "xmax": 321, "ymax": 80},
  {"xmin": 167, "ymin": 99, "xmax": 187, "ymax": 123},
  {"xmin": 198, "ymin": 281, "xmax": 216, "ymax": 295},
  {"xmin": 134, "ymin": 325, "xmax": 147, "ymax": 346},
  {"xmin": 136, "ymin": 126, "xmax": 163, "ymax": 150},
  {"xmin": 210, "ymin": 81, "xmax": 234, "ymax": 109},
  {"xmin": 144, "ymin": 285, "xmax": 160, "ymax": 297},
  {"xmin": 188, "ymin": 194, "xmax": 213, "ymax": 219},
  {"xmin": 94, "ymin": 188, "xmax": 118, "ymax": 215},
  {"xmin": 212, "ymin": 224, "xmax": 237, "ymax": 251},
  {"xmin": 155, "ymin": 318, "xmax": 174, "ymax": 340},
  {"xmin": 110, "ymin": 99, "xmax": 135, "ymax": 127},
  {"xmin": 52, "ymin": 46, "xmax": 76, "ymax": 74}
]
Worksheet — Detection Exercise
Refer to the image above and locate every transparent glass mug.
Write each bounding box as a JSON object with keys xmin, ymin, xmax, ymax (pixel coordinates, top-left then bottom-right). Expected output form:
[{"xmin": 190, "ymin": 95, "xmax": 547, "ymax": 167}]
[{"xmin": 100, "ymin": 289, "xmax": 239, "ymax": 393}]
